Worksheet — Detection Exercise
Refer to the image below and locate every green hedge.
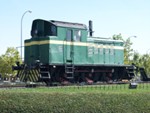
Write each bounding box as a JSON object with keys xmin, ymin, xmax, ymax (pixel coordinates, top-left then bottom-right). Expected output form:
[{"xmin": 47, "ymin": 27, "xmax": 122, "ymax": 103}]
[{"xmin": 0, "ymin": 90, "xmax": 150, "ymax": 113}]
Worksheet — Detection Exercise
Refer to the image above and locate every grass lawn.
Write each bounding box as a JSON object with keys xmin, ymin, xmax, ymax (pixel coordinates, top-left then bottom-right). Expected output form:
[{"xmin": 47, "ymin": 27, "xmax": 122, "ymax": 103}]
[{"xmin": 0, "ymin": 83, "xmax": 150, "ymax": 113}]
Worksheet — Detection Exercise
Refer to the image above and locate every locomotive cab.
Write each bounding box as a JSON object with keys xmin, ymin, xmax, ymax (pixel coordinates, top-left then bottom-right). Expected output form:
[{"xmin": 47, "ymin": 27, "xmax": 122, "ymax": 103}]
[{"xmin": 25, "ymin": 19, "xmax": 88, "ymax": 66}]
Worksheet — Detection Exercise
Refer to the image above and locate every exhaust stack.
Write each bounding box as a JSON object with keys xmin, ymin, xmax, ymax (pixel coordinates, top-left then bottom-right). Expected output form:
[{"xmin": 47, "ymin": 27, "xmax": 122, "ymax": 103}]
[{"xmin": 89, "ymin": 20, "xmax": 93, "ymax": 37}]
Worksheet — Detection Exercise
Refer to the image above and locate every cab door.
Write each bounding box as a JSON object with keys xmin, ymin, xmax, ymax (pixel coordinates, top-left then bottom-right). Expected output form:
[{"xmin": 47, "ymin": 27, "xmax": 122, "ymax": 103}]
[{"xmin": 66, "ymin": 29, "xmax": 73, "ymax": 62}]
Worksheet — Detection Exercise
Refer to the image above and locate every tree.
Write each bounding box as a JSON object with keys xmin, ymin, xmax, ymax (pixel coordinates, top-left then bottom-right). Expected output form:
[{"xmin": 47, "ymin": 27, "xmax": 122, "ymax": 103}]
[
  {"xmin": 0, "ymin": 47, "xmax": 21, "ymax": 78},
  {"xmin": 132, "ymin": 51, "xmax": 141, "ymax": 66},
  {"xmin": 131, "ymin": 52, "xmax": 150, "ymax": 77},
  {"xmin": 140, "ymin": 54, "xmax": 150, "ymax": 76},
  {"xmin": 112, "ymin": 33, "xmax": 123, "ymax": 40},
  {"xmin": 113, "ymin": 34, "xmax": 150, "ymax": 77},
  {"xmin": 124, "ymin": 38, "xmax": 133, "ymax": 64}
]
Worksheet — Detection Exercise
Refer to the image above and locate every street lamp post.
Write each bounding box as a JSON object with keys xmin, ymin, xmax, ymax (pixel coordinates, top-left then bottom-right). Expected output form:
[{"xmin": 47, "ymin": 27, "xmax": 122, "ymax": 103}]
[
  {"xmin": 125, "ymin": 35, "xmax": 137, "ymax": 46},
  {"xmin": 21, "ymin": 10, "xmax": 32, "ymax": 60},
  {"xmin": 128, "ymin": 35, "xmax": 137, "ymax": 39}
]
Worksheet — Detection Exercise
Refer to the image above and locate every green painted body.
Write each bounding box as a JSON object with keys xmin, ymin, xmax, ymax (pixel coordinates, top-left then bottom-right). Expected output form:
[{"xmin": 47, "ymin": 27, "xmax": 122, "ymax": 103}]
[{"xmin": 25, "ymin": 19, "xmax": 124, "ymax": 66}]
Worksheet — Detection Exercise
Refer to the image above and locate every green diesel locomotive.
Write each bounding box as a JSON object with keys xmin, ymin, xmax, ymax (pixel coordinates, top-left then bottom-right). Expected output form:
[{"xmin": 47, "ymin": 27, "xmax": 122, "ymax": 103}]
[{"xmin": 14, "ymin": 19, "xmax": 137, "ymax": 85}]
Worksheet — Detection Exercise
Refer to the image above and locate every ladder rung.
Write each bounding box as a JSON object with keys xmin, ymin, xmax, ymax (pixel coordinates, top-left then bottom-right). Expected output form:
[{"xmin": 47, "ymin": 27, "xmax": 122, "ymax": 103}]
[
  {"xmin": 40, "ymin": 66, "xmax": 49, "ymax": 68},
  {"xmin": 40, "ymin": 71, "xmax": 50, "ymax": 73},
  {"xmin": 66, "ymin": 67, "xmax": 74, "ymax": 69},
  {"xmin": 40, "ymin": 77, "xmax": 51, "ymax": 79},
  {"xmin": 66, "ymin": 72, "xmax": 73, "ymax": 74},
  {"xmin": 66, "ymin": 77, "xmax": 74, "ymax": 79},
  {"xmin": 66, "ymin": 60, "xmax": 72, "ymax": 62}
]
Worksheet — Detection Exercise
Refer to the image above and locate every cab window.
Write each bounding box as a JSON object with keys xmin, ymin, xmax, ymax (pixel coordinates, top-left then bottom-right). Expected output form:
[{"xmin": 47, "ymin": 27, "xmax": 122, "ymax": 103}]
[
  {"xmin": 74, "ymin": 30, "xmax": 81, "ymax": 42},
  {"xmin": 66, "ymin": 29, "xmax": 72, "ymax": 41}
]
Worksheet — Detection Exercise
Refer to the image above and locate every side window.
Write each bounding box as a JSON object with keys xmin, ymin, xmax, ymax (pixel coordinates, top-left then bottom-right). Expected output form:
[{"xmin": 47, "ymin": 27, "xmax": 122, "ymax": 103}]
[
  {"xmin": 44, "ymin": 22, "xmax": 51, "ymax": 36},
  {"xmin": 44, "ymin": 22, "xmax": 57, "ymax": 36},
  {"xmin": 37, "ymin": 21, "xmax": 44, "ymax": 36},
  {"xmin": 66, "ymin": 29, "xmax": 72, "ymax": 41},
  {"xmin": 74, "ymin": 30, "xmax": 81, "ymax": 42},
  {"xmin": 51, "ymin": 25, "xmax": 57, "ymax": 36}
]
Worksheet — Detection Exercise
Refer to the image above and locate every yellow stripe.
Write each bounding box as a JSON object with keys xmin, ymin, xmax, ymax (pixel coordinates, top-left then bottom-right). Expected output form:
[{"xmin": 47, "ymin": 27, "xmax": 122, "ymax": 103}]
[
  {"xmin": 29, "ymin": 70, "xmax": 34, "ymax": 81},
  {"xmin": 30, "ymin": 70, "xmax": 39, "ymax": 82},
  {"xmin": 25, "ymin": 40, "xmax": 124, "ymax": 50},
  {"xmin": 28, "ymin": 75, "xmax": 33, "ymax": 81},
  {"xmin": 25, "ymin": 40, "xmax": 50, "ymax": 46},
  {"xmin": 31, "ymin": 70, "xmax": 38, "ymax": 81},
  {"xmin": 34, "ymin": 70, "xmax": 40, "ymax": 78},
  {"xmin": 20, "ymin": 70, "xmax": 25, "ymax": 81}
]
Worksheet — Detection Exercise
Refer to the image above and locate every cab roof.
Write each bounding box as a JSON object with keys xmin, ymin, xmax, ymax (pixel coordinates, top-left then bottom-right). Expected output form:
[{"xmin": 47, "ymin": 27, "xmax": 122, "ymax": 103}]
[
  {"xmin": 33, "ymin": 19, "xmax": 87, "ymax": 30},
  {"xmin": 50, "ymin": 20, "xmax": 87, "ymax": 29}
]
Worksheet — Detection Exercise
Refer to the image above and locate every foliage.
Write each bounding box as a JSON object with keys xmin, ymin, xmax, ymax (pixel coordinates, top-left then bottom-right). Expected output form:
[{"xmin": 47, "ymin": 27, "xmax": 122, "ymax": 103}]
[
  {"xmin": 0, "ymin": 86, "xmax": 150, "ymax": 113},
  {"xmin": 112, "ymin": 33, "xmax": 123, "ymax": 40},
  {"xmin": 132, "ymin": 52, "xmax": 150, "ymax": 76},
  {"xmin": 124, "ymin": 38, "xmax": 133, "ymax": 64},
  {"xmin": 113, "ymin": 34, "xmax": 150, "ymax": 76},
  {"xmin": 141, "ymin": 54, "xmax": 150, "ymax": 76},
  {"xmin": 0, "ymin": 47, "xmax": 21, "ymax": 78}
]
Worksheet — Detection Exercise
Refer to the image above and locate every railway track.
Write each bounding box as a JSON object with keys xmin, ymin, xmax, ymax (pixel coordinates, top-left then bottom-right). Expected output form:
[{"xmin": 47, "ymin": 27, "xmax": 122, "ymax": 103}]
[{"xmin": 0, "ymin": 81, "xmax": 149, "ymax": 89}]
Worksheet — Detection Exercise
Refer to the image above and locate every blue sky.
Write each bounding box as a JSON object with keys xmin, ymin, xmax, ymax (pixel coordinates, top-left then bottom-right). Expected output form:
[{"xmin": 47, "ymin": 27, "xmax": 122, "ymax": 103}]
[{"xmin": 1, "ymin": 0, "xmax": 150, "ymax": 56}]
